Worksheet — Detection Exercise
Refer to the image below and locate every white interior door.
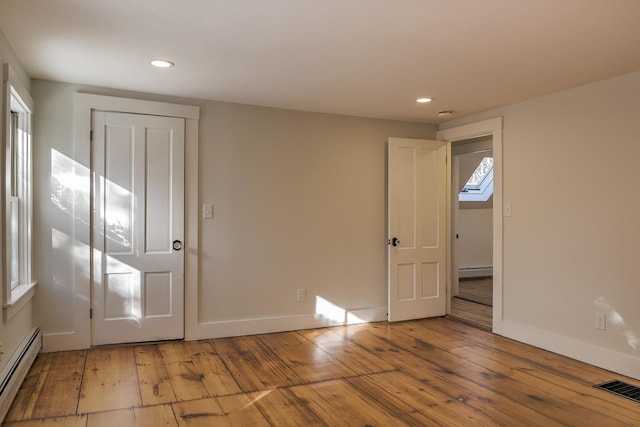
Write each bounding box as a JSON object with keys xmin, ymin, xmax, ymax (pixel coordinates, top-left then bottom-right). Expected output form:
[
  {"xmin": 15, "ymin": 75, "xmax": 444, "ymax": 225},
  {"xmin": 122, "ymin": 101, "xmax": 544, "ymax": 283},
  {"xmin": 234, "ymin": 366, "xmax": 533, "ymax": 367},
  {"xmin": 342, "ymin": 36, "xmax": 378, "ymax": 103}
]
[
  {"xmin": 388, "ymin": 138, "xmax": 447, "ymax": 322},
  {"xmin": 92, "ymin": 111, "xmax": 185, "ymax": 345}
]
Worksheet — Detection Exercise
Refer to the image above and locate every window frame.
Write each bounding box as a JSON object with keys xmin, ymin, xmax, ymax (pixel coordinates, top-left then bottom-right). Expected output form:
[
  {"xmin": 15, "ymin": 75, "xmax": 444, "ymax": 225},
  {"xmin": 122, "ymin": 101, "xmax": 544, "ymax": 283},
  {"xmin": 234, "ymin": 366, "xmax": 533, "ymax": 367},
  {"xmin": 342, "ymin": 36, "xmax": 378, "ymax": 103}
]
[
  {"xmin": 3, "ymin": 64, "xmax": 36, "ymax": 320},
  {"xmin": 461, "ymin": 156, "xmax": 494, "ymax": 191},
  {"xmin": 459, "ymin": 156, "xmax": 494, "ymax": 202}
]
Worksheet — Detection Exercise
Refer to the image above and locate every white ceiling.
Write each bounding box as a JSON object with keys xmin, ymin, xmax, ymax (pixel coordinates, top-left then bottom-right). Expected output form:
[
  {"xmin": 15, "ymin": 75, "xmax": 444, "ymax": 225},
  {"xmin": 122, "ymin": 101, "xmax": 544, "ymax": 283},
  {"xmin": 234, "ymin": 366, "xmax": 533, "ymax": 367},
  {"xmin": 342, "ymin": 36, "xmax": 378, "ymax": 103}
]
[{"xmin": 1, "ymin": 0, "xmax": 639, "ymax": 123}]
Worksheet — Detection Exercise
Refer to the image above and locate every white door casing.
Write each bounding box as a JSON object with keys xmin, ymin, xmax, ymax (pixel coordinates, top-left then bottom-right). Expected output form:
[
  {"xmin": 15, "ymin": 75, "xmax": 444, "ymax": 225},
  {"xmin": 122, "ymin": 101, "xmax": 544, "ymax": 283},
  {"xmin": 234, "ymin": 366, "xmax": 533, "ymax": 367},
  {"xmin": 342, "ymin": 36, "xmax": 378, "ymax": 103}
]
[
  {"xmin": 92, "ymin": 111, "xmax": 185, "ymax": 345},
  {"xmin": 388, "ymin": 138, "xmax": 447, "ymax": 322},
  {"xmin": 437, "ymin": 117, "xmax": 503, "ymax": 334}
]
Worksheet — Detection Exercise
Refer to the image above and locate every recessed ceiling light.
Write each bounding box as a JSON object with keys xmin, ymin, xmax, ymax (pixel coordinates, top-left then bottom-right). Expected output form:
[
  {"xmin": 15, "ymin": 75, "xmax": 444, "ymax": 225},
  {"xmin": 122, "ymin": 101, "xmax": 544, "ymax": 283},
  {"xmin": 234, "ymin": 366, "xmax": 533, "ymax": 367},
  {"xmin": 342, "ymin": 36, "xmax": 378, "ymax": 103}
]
[
  {"xmin": 150, "ymin": 59, "xmax": 174, "ymax": 68},
  {"xmin": 416, "ymin": 97, "xmax": 432, "ymax": 103}
]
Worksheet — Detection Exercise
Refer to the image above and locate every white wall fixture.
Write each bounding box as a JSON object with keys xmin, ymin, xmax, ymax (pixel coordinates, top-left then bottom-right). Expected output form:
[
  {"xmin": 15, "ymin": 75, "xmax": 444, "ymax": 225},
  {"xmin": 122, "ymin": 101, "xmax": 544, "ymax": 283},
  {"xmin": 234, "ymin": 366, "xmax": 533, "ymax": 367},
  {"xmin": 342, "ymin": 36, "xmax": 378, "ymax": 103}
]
[
  {"xmin": 504, "ymin": 202, "xmax": 512, "ymax": 217},
  {"xmin": 150, "ymin": 59, "xmax": 174, "ymax": 68},
  {"xmin": 203, "ymin": 203, "xmax": 213, "ymax": 219}
]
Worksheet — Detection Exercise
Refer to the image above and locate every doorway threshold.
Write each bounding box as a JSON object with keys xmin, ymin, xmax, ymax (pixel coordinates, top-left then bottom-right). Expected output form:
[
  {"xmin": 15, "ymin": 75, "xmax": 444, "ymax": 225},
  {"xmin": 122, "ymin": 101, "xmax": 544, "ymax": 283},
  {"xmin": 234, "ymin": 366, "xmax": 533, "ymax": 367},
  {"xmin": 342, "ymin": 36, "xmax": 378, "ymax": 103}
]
[{"xmin": 446, "ymin": 313, "xmax": 491, "ymax": 331}]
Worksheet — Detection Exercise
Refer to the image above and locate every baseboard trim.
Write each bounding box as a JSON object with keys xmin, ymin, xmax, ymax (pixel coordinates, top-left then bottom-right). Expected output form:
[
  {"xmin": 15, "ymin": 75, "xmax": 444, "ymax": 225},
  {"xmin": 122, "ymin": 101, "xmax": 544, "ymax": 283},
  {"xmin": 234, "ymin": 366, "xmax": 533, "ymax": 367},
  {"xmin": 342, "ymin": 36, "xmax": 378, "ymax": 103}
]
[
  {"xmin": 501, "ymin": 320, "xmax": 640, "ymax": 380},
  {"xmin": 41, "ymin": 306, "xmax": 387, "ymax": 348},
  {"xmin": 42, "ymin": 331, "xmax": 83, "ymax": 353},
  {"xmin": 195, "ymin": 306, "xmax": 387, "ymax": 340},
  {"xmin": 0, "ymin": 327, "xmax": 41, "ymax": 423}
]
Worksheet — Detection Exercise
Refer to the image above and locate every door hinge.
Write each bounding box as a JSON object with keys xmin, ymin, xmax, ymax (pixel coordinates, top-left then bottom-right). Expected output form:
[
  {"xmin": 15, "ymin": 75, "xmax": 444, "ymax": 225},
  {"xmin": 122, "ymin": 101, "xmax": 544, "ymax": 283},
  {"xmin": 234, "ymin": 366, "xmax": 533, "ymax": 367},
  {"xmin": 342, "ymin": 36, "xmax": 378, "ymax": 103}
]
[
  {"xmin": 90, "ymin": 130, "xmax": 93, "ymax": 141},
  {"xmin": 89, "ymin": 308, "xmax": 93, "ymax": 319}
]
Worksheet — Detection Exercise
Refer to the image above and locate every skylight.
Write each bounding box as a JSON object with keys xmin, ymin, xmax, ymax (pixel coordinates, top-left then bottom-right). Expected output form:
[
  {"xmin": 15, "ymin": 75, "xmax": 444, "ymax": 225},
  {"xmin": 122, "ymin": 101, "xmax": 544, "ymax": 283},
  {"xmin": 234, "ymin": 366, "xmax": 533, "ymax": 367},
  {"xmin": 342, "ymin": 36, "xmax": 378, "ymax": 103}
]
[{"xmin": 459, "ymin": 157, "xmax": 493, "ymax": 202}]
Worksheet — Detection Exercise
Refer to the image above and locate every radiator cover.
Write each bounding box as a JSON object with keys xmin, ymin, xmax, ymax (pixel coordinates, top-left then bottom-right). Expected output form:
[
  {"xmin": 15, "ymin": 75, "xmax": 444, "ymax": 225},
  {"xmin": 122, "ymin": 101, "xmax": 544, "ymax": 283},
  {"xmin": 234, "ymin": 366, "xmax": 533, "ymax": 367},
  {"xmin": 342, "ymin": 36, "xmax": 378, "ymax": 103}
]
[{"xmin": 0, "ymin": 327, "xmax": 41, "ymax": 422}]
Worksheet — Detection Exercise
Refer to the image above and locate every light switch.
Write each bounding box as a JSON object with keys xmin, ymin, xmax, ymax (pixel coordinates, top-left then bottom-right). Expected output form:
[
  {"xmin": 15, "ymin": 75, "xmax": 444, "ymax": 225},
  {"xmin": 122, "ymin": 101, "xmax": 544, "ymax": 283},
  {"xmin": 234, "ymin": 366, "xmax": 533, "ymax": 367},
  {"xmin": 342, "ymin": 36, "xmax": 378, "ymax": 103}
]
[
  {"xmin": 203, "ymin": 203, "xmax": 213, "ymax": 219},
  {"xmin": 504, "ymin": 202, "xmax": 512, "ymax": 217}
]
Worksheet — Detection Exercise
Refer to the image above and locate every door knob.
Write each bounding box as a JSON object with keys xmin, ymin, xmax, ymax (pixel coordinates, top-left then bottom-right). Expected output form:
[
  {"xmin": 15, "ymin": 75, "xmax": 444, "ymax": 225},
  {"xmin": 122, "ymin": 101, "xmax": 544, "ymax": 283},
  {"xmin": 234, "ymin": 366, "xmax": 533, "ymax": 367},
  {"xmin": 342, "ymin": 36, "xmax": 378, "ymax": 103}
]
[
  {"xmin": 389, "ymin": 237, "xmax": 400, "ymax": 247},
  {"xmin": 173, "ymin": 240, "xmax": 183, "ymax": 251}
]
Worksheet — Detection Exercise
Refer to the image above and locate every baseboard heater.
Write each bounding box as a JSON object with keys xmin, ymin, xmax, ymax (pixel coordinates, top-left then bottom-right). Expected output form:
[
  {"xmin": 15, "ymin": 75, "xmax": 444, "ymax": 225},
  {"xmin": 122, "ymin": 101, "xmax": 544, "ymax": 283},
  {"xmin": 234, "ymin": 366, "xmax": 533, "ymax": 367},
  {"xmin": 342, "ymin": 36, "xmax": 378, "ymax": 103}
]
[
  {"xmin": 0, "ymin": 327, "xmax": 41, "ymax": 422},
  {"xmin": 459, "ymin": 266, "xmax": 493, "ymax": 279}
]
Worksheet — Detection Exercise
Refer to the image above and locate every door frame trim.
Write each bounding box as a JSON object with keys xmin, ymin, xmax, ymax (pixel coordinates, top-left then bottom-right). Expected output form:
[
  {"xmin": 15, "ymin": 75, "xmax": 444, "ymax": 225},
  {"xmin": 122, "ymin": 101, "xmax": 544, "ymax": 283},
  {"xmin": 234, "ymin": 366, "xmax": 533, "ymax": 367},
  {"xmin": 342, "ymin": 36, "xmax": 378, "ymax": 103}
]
[
  {"xmin": 71, "ymin": 94, "xmax": 199, "ymax": 349},
  {"xmin": 437, "ymin": 117, "xmax": 503, "ymax": 334}
]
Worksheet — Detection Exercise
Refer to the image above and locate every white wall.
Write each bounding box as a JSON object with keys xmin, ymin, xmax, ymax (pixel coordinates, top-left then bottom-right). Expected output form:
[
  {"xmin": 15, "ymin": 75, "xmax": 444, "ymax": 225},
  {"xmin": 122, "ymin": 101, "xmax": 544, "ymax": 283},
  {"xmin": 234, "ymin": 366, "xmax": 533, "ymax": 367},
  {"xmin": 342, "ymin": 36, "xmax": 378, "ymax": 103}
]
[
  {"xmin": 458, "ymin": 208, "xmax": 492, "ymax": 270},
  {"xmin": 31, "ymin": 79, "xmax": 437, "ymax": 346},
  {"xmin": 0, "ymin": 29, "xmax": 35, "ymax": 375},
  {"xmin": 441, "ymin": 71, "xmax": 640, "ymax": 378},
  {"xmin": 197, "ymin": 103, "xmax": 438, "ymax": 332}
]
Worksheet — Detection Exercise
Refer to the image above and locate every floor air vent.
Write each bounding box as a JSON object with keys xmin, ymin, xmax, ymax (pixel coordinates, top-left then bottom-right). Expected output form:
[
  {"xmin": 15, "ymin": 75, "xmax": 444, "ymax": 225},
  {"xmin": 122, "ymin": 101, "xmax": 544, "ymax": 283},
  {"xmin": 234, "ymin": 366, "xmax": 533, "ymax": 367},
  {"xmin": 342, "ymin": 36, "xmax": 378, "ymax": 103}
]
[{"xmin": 594, "ymin": 380, "xmax": 640, "ymax": 403}]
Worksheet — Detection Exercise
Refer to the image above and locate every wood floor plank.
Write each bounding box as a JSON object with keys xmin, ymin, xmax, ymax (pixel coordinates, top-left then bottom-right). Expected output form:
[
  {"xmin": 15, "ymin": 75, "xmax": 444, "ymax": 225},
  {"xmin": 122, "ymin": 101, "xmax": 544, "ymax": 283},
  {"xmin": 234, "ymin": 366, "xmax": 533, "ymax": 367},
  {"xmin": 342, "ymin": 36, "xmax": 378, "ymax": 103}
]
[
  {"xmin": 290, "ymin": 379, "xmax": 407, "ymax": 426},
  {"xmin": 78, "ymin": 347, "xmax": 140, "ymax": 413},
  {"xmin": 87, "ymin": 404, "xmax": 177, "ymax": 427},
  {"xmin": 349, "ymin": 371, "xmax": 496, "ymax": 426},
  {"xmin": 382, "ymin": 320, "xmax": 640, "ymax": 426},
  {"xmin": 457, "ymin": 278, "xmax": 493, "ymax": 306},
  {"xmin": 158, "ymin": 342, "xmax": 210, "ymax": 402},
  {"xmin": 249, "ymin": 387, "xmax": 324, "ymax": 426},
  {"xmin": 423, "ymin": 318, "xmax": 640, "ymax": 386},
  {"xmin": 172, "ymin": 397, "xmax": 226, "ymax": 427},
  {"xmin": 2, "ymin": 414, "xmax": 87, "ymax": 427},
  {"xmin": 211, "ymin": 335, "xmax": 297, "ymax": 392},
  {"xmin": 450, "ymin": 297, "xmax": 492, "ymax": 329},
  {"xmin": 493, "ymin": 337, "xmax": 639, "ymax": 386},
  {"xmin": 297, "ymin": 327, "xmax": 396, "ymax": 375},
  {"xmin": 410, "ymin": 316, "xmax": 497, "ymax": 343},
  {"xmin": 185, "ymin": 341, "xmax": 241, "ymax": 396},
  {"xmin": 135, "ymin": 345, "xmax": 177, "ymax": 406},
  {"xmin": 28, "ymin": 351, "xmax": 86, "ymax": 419},
  {"xmin": 453, "ymin": 346, "xmax": 640, "ymax": 425},
  {"xmin": 396, "ymin": 317, "xmax": 493, "ymax": 350},
  {"xmin": 216, "ymin": 394, "xmax": 271, "ymax": 426},
  {"xmin": 172, "ymin": 395, "xmax": 270, "ymax": 427},
  {"xmin": 157, "ymin": 342, "xmax": 193, "ymax": 364},
  {"xmin": 182, "ymin": 341, "xmax": 215, "ymax": 357},
  {"xmin": 527, "ymin": 365, "xmax": 640, "ymax": 421},
  {"xmin": 521, "ymin": 368, "xmax": 640, "ymax": 425},
  {"xmin": 4, "ymin": 354, "xmax": 51, "ymax": 422},
  {"xmin": 352, "ymin": 322, "xmax": 564, "ymax": 426},
  {"xmin": 255, "ymin": 332, "xmax": 354, "ymax": 384},
  {"xmin": 20, "ymin": 352, "xmax": 49, "ymax": 388}
]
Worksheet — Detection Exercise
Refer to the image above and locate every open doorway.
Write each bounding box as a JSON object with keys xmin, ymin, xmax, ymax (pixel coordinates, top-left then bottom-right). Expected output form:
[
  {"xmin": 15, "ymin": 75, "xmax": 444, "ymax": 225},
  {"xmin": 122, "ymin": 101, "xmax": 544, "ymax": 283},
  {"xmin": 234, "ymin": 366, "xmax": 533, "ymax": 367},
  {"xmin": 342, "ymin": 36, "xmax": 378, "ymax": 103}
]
[{"xmin": 450, "ymin": 136, "xmax": 493, "ymax": 328}]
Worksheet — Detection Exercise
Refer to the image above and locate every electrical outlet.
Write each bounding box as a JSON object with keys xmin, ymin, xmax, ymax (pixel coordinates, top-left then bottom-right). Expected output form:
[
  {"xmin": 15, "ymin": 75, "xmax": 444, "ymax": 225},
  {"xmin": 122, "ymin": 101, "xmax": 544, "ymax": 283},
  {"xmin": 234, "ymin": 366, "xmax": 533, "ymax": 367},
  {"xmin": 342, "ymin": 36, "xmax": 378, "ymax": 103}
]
[
  {"xmin": 296, "ymin": 288, "xmax": 306, "ymax": 302},
  {"xmin": 595, "ymin": 312, "xmax": 606, "ymax": 330}
]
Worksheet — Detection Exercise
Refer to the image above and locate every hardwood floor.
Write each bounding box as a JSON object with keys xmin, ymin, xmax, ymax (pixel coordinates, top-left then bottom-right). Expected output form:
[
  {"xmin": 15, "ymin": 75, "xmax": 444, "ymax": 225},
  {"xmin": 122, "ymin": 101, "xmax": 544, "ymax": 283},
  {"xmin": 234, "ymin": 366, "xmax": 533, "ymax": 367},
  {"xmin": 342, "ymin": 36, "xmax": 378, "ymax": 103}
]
[
  {"xmin": 451, "ymin": 278, "xmax": 493, "ymax": 329},
  {"xmin": 456, "ymin": 278, "xmax": 493, "ymax": 306},
  {"xmin": 4, "ymin": 318, "xmax": 640, "ymax": 426},
  {"xmin": 450, "ymin": 297, "xmax": 492, "ymax": 329}
]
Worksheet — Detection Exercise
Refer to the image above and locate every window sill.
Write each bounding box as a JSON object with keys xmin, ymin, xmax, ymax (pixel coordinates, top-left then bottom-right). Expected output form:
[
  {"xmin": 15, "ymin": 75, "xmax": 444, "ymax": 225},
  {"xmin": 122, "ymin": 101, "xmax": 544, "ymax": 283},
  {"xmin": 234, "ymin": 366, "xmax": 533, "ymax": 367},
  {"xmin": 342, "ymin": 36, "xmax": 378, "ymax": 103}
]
[{"xmin": 4, "ymin": 281, "xmax": 37, "ymax": 321}]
